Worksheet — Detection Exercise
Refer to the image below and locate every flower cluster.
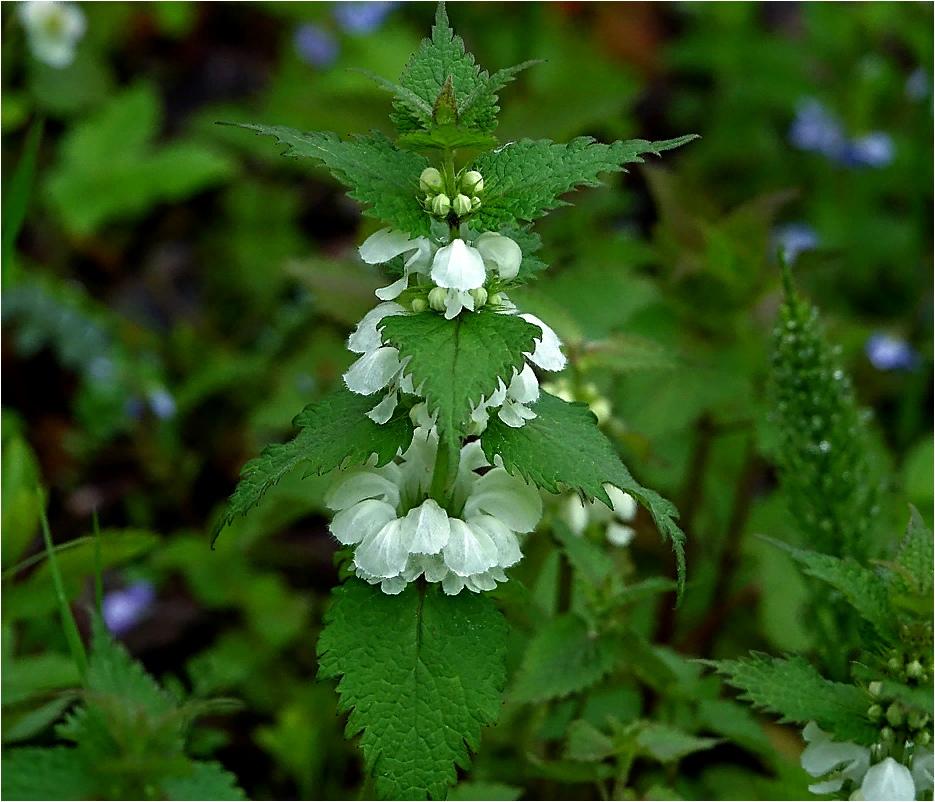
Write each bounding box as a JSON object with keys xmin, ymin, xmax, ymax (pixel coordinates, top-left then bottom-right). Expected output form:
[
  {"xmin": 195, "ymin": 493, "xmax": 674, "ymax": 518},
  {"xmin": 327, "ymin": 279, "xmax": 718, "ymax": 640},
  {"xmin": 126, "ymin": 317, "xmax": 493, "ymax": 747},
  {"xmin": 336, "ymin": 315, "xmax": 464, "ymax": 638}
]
[
  {"xmin": 18, "ymin": 1, "xmax": 86, "ymax": 69},
  {"xmin": 325, "ymin": 418, "xmax": 542, "ymax": 595},
  {"xmin": 801, "ymin": 722, "xmax": 933, "ymax": 800},
  {"xmin": 559, "ymin": 484, "xmax": 638, "ymax": 547},
  {"xmin": 420, "ymin": 167, "xmax": 485, "ymax": 221},
  {"xmin": 788, "ymin": 99, "xmax": 894, "ymax": 169}
]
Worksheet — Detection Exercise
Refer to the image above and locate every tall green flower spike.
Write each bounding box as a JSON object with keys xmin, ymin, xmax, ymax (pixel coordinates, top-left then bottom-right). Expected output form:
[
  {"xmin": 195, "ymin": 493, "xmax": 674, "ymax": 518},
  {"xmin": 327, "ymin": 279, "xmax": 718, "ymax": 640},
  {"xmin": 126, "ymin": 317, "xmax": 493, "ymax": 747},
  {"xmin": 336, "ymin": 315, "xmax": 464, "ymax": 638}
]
[{"xmin": 217, "ymin": 4, "xmax": 695, "ymax": 798}]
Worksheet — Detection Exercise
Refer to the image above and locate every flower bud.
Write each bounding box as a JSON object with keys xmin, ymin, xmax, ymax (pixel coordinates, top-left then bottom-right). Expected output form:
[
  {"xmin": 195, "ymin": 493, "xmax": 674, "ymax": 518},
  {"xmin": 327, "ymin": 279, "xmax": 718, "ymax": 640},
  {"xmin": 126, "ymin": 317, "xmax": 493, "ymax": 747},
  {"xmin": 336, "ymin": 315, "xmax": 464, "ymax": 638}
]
[
  {"xmin": 908, "ymin": 710, "xmax": 929, "ymax": 730},
  {"xmin": 471, "ymin": 195, "xmax": 482, "ymax": 211},
  {"xmin": 886, "ymin": 703, "xmax": 904, "ymax": 727},
  {"xmin": 880, "ymin": 726, "xmax": 895, "ymax": 742},
  {"xmin": 888, "ymin": 655, "xmax": 903, "ymax": 673},
  {"xmin": 867, "ymin": 704, "xmax": 884, "ymax": 721},
  {"xmin": 906, "ymin": 660, "xmax": 924, "ymax": 680},
  {"xmin": 461, "ymin": 170, "xmax": 484, "ymax": 194},
  {"xmin": 452, "ymin": 194, "xmax": 472, "ymax": 217},
  {"xmin": 420, "ymin": 167, "xmax": 444, "ymax": 194},
  {"xmin": 427, "ymin": 286, "xmax": 447, "ymax": 312},
  {"xmin": 869, "ymin": 681, "xmax": 884, "ymax": 698},
  {"xmin": 431, "ymin": 193, "xmax": 451, "ymax": 217},
  {"xmin": 488, "ymin": 292, "xmax": 502, "ymax": 307},
  {"xmin": 920, "ymin": 730, "xmax": 933, "ymax": 746},
  {"xmin": 411, "ymin": 297, "xmax": 427, "ymax": 313},
  {"xmin": 470, "ymin": 287, "xmax": 488, "ymax": 307}
]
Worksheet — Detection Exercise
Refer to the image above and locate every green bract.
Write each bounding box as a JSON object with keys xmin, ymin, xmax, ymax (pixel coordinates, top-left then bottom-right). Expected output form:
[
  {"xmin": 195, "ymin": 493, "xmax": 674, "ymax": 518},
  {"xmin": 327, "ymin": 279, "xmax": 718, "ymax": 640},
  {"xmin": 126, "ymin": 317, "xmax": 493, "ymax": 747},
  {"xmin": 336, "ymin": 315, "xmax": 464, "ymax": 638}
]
[{"xmin": 219, "ymin": 3, "xmax": 695, "ymax": 798}]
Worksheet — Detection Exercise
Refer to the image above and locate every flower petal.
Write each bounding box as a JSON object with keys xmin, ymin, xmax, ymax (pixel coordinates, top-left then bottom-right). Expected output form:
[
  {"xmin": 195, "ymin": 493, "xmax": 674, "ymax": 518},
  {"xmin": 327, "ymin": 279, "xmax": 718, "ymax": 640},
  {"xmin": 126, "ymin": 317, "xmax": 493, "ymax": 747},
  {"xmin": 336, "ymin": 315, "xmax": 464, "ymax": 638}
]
[
  {"xmin": 444, "ymin": 289, "xmax": 475, "ymax": 319},
  {"xmin": 367, "ymin": 390, "xmax": 398, "ymax": 424},
  {"xmin": 343, "ymin": 346, "xmax": 402, "ymax": 395},
  {"xmin": 359, "ymin": 228, "xmax": 418, "ymax": 264},
  {"xmin": 520, "ymin": 313, "xmax": 567, "ymax": 371},
  {"xmin": 912, "ymin": 748, "xmax": 934, "ymax": 796},
  {"xmin": 468, "ymin": 514, "xmax": 523, "ymax": 567},
  {"xmin": 508, "ymin": 364, "xmax": 540, "ymax": 404},
  {"xmin": 606, "ymin": 522, "xmax": 636, "ymax": 547},
  {"xmin": 441, "ymin": 572, "xmax": 466, "ymax": 595},
  {"xmin": 463, "ymin": 468, "xmax": 542, "ymax": 533},
  {"xmin": 431, "ymin": 239, "xmax": 486, "ymax": 290},
  {"xmin": 403, "ymin": 499, "xmax": 451, "ymax": 555},
  {"xmin": 326, "ymin": 470, "xmax": 400, "ymax": 511},
  {"xmin": 353, "ymin": 518, "xmax": 410, "ymax": 578},
  {"xmin": 859, "ymin": 758, "xmax": 915, "ymax": 802},
  {"xmin": 380, "ymin": 575, "xmax": 408, "ymax": 595},
  {"xmin": 329, "ymin": 499, "xmax": 397, "ymax": 545},
  {"xmin": 606, "ymin": 485, "xmax": 638, "ymax": 521},
  {"xmin": 497, "ymin": 401, "xmax": 537, "ymax": 428},
  {"xmin": 442, "ymin": 518, "xmax": 498, "ymax": 576},
  {"xmin": 347, "ymin": 302, "xmax": 406, "ymax": 354},
  {"xmin": 475, "ymin": 232, "xmax": 522, "ymax": 280},
  {"xmin": 375, "ymin": 275, "xmax": 409, "ymax": 301},
  {"xmin": 561, "ymin": 495, "xmax": 590, "ymax": 535}
]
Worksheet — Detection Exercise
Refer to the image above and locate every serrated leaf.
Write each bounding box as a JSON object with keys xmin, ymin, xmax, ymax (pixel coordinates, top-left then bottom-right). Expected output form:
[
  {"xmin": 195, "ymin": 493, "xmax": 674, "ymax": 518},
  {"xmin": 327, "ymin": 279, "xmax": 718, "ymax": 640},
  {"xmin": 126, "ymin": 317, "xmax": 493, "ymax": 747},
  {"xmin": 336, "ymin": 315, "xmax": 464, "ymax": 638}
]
[
  {"xmin": 379, "ymin": 311, "xmax": 538, "ymax": 451},
  {"xmin": 471, "ymin": 135, "xmax": 698, "ymax": 230},
  {"xmin": 458, "ymin": 61, "xmax": 541, "ymax": 132},
  {"xmin": 636, "ymin": 723, "xmax": 720, "ymax": 763},
  {"xmin": 763, "ymin": 538, "xmax": 893, "ymax": 637},
  {"xmin": 213, "ymin": 389, "xmax": 413, "ymax": 542},
  {"xmin": 891, "ymin": 505, "xmax": 933, "ymax": 598},
  {"xmin": 318, "ymin": 579, "xmax": 509, "ymax": 800},
  {"xmin": 0, "ymin": 746, "xmax": 95, "ymax": 800},
  {"xmin": 231, "ymin": 124, "xmax": 430, "ymax": 237},
  {"xmin": 551, "ymin": 521, "xmax": 614, "ymax": 587},
  {"xmin": 481, "ymin": 392, "xmax": 686, "ymax": 593},
  {"xmin": 564, "ymin": 719, "xmax": 618, "ymax": 762},
  {"xmin": 161, "ymin": 760, "xmax": 247, "ymax": 801},
  {"xmin": 511, "ymin": 614, "xmax": 620, "ymax": 704},
  {"xmin": 398, "ymin": 125, "xmax": 498, "ymax": 152},
  {"xmin": 709, "ymin": 653, "xmax": 877, "ymax": 745}
]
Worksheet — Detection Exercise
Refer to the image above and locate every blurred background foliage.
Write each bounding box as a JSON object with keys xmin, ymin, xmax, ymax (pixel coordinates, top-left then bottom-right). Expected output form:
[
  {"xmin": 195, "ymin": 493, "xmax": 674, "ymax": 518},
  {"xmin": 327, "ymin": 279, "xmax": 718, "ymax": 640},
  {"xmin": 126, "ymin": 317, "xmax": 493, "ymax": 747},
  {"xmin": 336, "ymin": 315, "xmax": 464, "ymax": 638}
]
[{"xmin": 1, "ymin": 2, "xmax": 932, "ymax": 799}]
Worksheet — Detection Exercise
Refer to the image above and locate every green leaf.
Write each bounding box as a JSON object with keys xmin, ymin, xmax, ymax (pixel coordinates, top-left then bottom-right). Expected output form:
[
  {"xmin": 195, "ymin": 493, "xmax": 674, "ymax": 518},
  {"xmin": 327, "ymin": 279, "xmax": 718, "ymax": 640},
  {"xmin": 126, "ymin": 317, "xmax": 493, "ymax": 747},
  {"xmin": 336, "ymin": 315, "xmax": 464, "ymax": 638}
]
[
  {"xmin": 580, "ymin": 333, "xmax": 679, "ymax": 373},
  {"xmin": 398, "ymin": 125, "xmax": 498, "ymax": 152},
  {"xmin": 2, "ymin": 694, "xmax": 77, "ymax": 744},
  {"xmin": 890, "ymin": 505, "xmax": 933, "ymax": 598},
  {"xmin": 232, "ymin": 124, "xmax": 430, "ymax": 237},
  {"xmin": 379, "ymin": 311, "xmax": 538, "ymax": 450},
  {"xmin": 471, "ymin": 135, "xmax": 698, "ymax": 230},
  {"xmin": 762, "ymin": 538, "xmax": 893, "ymax": 637},
  {"xmin": 0, "ymin": 746, "xmax": 95, "ymax": 800},
  {"xmin": 47, "ymin": 84, "xmax": 234, "ymax": 234},
  {"xmin": 564, "ymin": 719, "xmax": 618, "ymax": 762},
  {"xmin": 161, "ymin": 760, "xmax": 247, "ymax": 801},
  {"xmin": 318, "ymin": 579, "xmax": 509, "ymax": 800},
  {"xmin": 213, "ymin": 389, "xmax": 413, "ymax": 542},
  {"xmin": 511, "ymin": 614, "xmax": 620, "ymax": 704},
  {"xmin": 447, "ymin": 782, "xmax": 522, "ymax": 801},
  {"xmin": 2, "ymin": 120, "xmax": 42, "ymax": 287},
  {"xmin": 2, "ymin": 652, "xmax": 80, "ymax": 706},
  {"xmin": 457, "ymin": 61, "xmax": 541, "ymax": 132},
  {"xmin": 636, "ymin": 723, "xmax": 720, "ymax": 763},
  {"xmin": 551, "ymin": 521, "xmax": 614, "ymax": 587},
  {"xmin": 481, "ymin": 392, "xmax": 686, "ymax": 593},
  {"xmin": 1, "ymin": 426, "xmax": 42, "ymax": 567},
  {"xmin": 709, "ymin": 653, "xmax": 877, "ymax": 745}
]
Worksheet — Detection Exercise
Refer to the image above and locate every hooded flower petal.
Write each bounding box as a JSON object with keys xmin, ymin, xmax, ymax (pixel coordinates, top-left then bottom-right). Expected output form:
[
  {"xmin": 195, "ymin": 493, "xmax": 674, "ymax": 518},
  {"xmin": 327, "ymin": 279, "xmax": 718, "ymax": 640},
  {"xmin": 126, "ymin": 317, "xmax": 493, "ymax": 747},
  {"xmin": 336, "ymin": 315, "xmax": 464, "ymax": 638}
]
[
  {"xmin": 520, "ymin": 313, "xmax": 567, "ymax": 371},
  {"xmin": 463, "ymin": 468, "xmax": 542, "ymax": 533},
  {"xmin": 431, "ymin": 239, "xmax": 486, "ymax": 290},
  {"xmin": 343, "ymin": 346, "xmax": 403, "ymax": 395},
  {"xmin": 800, "ymin": 722, "xmax": 870, "ymax": 792},
  {"xmin": 606, "ymin": 485, "xmax": 637, "ymax": 520},
  {"xmin": 402, "ymin": 499, "xmax": 451, "ymax": 555},
  {"xmin": 442, "ymin": 518, "xmax": 499, "ymax": 576},
  {"xmin": 367, "ymin": 390, "xmax": 399, "ymax": 424},
  {"xmin": 329, "ymin": 498, "xmax": 397, "ymax": 545},
  {"xmin": 359, "ymin": 228, "xmax": 421, "ymax": 264},
  {"xmin": 467, "ymin": 514, "xmax": 522, "ymax": 567},
  {"xmin": 859, "ymin": 758, "xmax": 915, "ymax": 801},
  {"xmin": 606, "ymin": 522, "xmax": 636, "ymax": 547},
  {"xmin": 326, "ymin": 470, "xmax": 400, "ymax": 511},
  {"xmin": 348, "ymin": 302, "xmax": 406, "ymax": 354},
  {"xmin": 354, "ymin": 518, "xmax": 411, "ymax": 578},
  {"xmin": 475, "ymin": 232, "xmax": 522, "ymax": 280},
  {"xmin": 508, "ymin": 364, "xmax": 540, "ymax": 404}
]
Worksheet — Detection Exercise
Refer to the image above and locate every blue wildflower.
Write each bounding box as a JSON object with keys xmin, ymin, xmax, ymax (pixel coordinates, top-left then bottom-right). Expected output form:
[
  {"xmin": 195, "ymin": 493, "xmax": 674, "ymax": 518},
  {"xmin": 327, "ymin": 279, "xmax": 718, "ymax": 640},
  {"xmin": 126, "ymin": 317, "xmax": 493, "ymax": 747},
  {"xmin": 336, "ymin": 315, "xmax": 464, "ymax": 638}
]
[
  {"xmin": 789, "ymin": 99, "xmax": 847, "ymax": 159},
  {"xmin": 773, "ymin": 223, "xmax": 820, "ymax": 265},
  {"xmin": 906, "ymin": 68, "xmax": 929, "ymax": 102},
  {"xmin": 103, "ymin": 581, "xmax": 156, "ymax": 636},
  {"xmin": 865, "ymin": 333, "xmax": 919, "ymax": 372},
  {"xmin": 332, "ymin": 2, "xmax": 397, "ymax": 34},
  {"xmin": 843, "ymin": 132, "xmax": 894, "ymax": 169},
  {"xmin": 294, "ymin": 23, "xmax": 339, "ymax": 67},
  {"xmin": 148, "ymin": 388, "xmax": 177, "ymax": 420}
]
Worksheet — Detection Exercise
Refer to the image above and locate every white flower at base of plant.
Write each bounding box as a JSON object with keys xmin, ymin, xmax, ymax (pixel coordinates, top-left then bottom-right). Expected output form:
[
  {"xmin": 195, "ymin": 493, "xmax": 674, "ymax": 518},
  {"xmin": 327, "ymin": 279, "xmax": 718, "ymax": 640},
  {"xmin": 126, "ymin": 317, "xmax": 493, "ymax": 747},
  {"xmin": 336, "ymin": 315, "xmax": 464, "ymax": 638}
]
[
  {"xmin": 325, "ymin": 427, "xmax": 542, "ymax": 595},
  {"xmin": 560, "ymin": 484, "xmax": 638, "ymax": 547},
  {"xmin": 18, "ymin": 1, "xmax": 86, "ymax": 68}
]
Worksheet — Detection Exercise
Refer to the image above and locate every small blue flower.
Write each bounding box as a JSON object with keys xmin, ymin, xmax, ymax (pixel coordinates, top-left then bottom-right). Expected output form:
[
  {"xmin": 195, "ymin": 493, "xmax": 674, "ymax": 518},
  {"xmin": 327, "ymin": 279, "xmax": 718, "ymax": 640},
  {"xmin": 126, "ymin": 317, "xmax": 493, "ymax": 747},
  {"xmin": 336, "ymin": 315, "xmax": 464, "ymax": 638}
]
[
  {"xmin": 843, "ymin": 132, "xmax": 894, "ymax": 169},
  {"xmin": 866, "ymin": 333, "xmax": 919, "ymax": 372},
  {"xmin": 789, "ymin": 99, "xmax": 847, "ymax": 159},
  {"xmin": 148, "ymin": 388, "xmax": 177, "ymax": 420},
  {"xmin": 294, "ymin": 23, "xmax": 339, "ymax": 67},
  {"xmin": 906, "ymin": 68, "xmax": 929, "ymax": 102},
  {"xmin": 332, "ymin": 2, "xmax": 397, "ymax": 34},
  {"xmin": 773, "ymin": 223, "xmax": 820, "ymax": 265},
  {"xmin": 103, "ymin": 581, "xmax": 156, "ymax": 636}
]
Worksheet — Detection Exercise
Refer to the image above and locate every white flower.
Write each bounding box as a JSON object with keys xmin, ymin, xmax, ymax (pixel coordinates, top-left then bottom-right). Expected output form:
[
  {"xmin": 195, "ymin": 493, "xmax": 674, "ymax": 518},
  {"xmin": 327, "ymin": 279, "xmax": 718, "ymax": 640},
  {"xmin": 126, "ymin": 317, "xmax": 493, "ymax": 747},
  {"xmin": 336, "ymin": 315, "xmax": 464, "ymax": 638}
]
[
  {"xmin": 560, "ymin": 484, "xmax": 637, "ymax": 547},
  {"xmin": 430, "ymin": 239, "xmax": 486, "ymax": 291},
  {"xmin": 800, "ymin": 722, "xmax": 870, "ymax": 795},
  {"xmin": 358, "ymin": 228, "xmax": 434, "ymax": 300},
  {"xmin": 857, "ymin": 757, "xmax": 916, "ymax": 801},
  {"xmin": 520, "ymin": 312, "xmax": 567, "ymax": 371},
  {"xmin": 325, "ymin": 428, "xmax": 542, "ymax": 595},
  {"xmin": 18, "ymin": 1, "xmax": 86, "ymax": 68},
  {"xmin": 912, "ymin": 748, "xmax": 934, "ymax": 797},
  {"xmin": 475, "ymin": 232, "xmax": 522, "ymax": 281}
]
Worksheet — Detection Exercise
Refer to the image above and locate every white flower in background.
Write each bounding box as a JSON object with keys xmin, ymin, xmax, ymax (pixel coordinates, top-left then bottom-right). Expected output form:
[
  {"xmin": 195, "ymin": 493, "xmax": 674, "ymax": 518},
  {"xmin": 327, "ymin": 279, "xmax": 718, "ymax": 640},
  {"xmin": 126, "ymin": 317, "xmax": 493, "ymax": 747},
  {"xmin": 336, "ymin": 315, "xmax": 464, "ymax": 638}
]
[
  {"xmin": 325, "ymin": 425, "xmax": 542, "ymax": 595},
  {"xmin": 18, "ymin": 1, "xmax": 86, "ymax": 68},
  {"xmin": 800, "ymin": 722, "xmax": 870, "ymax": 795},
  {"xmin": 560, "ymin": 484, "xmax": 638, "ymax": 547},
  {"xmin": 470, "ymin": 309, "xmax": 567, "ymax": 429}
]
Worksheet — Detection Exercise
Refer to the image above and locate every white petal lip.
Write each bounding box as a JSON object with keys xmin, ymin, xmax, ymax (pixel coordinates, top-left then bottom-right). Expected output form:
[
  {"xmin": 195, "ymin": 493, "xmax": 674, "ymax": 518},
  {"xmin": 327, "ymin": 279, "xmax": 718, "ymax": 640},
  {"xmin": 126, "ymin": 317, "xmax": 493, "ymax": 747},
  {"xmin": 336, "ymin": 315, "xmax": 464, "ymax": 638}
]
[
  {"xmin": 347, "ymin": 302, "xmax": 405, "ymax": 354},
  {"xmin": 403, "ymin": 499, "xmax": 451, "ymax": 555},
  {"xmin": 442, "ymin": 518, "xmax": 499, "ymax": 576},
  {"xmin": 444, "ymin": 289, "xmax": 475, "ymax": 319},
  {"xmin": 375, "ymin": 275, "xmax": 409, "ymax": 301},
  {"xmin": 498, "ymin": 402, "xmax": 537, "ymax": 428},
  {"xmin": 343, "ymin": 346, "xmax": 402, "ymax": 395},
  {"xmin": 475, "ymin": 232, "xmax": 522, "ymax": 280},
  {"xmin": 468, "ymin": 514, "xmax": 522, "ymax": 567},
  {"xmin": 859, "ymin": 758, "xmax": 915, "ymax": 801},
  {"xmin": 431, "ymin": 239, "xmax": 486, "ymax": 290},
  {"xmin": 605, "ymin": 485, "xmax": 638, "ymax": 521},
  {"xmin": 359, "ymin": 228, "xmax": 420, "ymax": 264},
  {"xmin": 508, "ymin": 364, "xmax": 540, "ymax": 404},
  {"xmin": 463, "ymin": 468, "xmax": 542, "ymax": 533},
  {"xmin": 329, "ymin": 499, "xmax": 397, "ymax": 545},
  {"xmin": 353, "ymin": 518, "xmax": 411, "ymax": 578},
  {"xmin": 367, "ymin": 390, "xmax": 398, "ymax": 424},
  {"xmin": 520, "ymin": 313, "xmax": 567, "ymax": 371}
]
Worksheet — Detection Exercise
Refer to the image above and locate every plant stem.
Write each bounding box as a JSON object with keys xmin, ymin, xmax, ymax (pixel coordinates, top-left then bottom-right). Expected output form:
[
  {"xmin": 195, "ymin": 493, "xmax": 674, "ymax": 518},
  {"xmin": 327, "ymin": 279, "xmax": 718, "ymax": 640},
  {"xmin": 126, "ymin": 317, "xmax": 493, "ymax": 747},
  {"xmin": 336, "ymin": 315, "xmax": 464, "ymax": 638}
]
[
  {"xmin": 92, "ymin": 508, "xmax": 103, "ymax": 617},
  {"xmin": 429, "ymin": 438, "xmax": 453, "ymax": 506},
  {"xmin": 38, "ymin": 489, "xmax": 89, "ymax": 681}
]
